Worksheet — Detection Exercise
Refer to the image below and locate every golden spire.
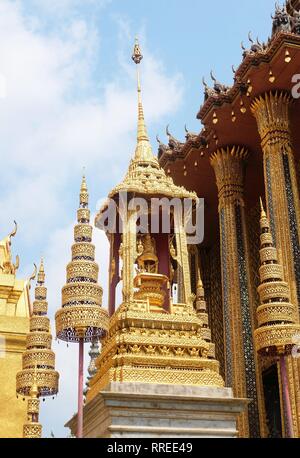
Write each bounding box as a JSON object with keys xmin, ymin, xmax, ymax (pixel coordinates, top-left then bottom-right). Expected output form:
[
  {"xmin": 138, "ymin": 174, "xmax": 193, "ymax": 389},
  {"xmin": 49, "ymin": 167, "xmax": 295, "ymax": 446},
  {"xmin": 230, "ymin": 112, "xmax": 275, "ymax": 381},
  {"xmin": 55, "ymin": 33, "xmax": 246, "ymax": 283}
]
[
  {"xmin": 55, "ymin": 176, "xmax": 108, "ymax": 343},
  {"xmin": 16, "ymin": 258, "xmax": 59, "ymax": 438},
  {"xmin": 131, "ymin": 38, "xmax": 159, "ymax": 167},
  {"xmin": 254, "ymin": 199, "xmax": 300, "ymax": 356},
  {"xmin": 259, "ymin": 197, "xmax": 266, "ymax": 218},
  {"xmin": 80, "ymin": 173, "xmax": 89, "ymax": 208},
  {"xmin": 81, "ymin": 173, "xmax": 88, "ymax": 193},
  {"xmin": 37, "ymin": 258, "xmax": 45, "ymax": 285}
]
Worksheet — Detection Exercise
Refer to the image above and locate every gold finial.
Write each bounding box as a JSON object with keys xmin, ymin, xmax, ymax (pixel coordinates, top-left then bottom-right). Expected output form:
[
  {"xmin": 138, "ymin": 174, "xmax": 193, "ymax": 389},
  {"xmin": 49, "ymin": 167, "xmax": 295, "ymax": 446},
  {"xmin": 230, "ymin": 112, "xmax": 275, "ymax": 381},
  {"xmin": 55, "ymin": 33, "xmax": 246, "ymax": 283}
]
[
  {"xmin": 37, "ymin": 258, "xmax": 45, "ymax": 285},
  {"xmin": 132, "ymin": 37, "xmax": 143, "ymax": 65},
  {"xmin": 29, "ymin": 263, "xmax": 37, "ymax": 289},
  {"xmin": 197, "ymin": 277, "xmax": 203, "ymax": 290},
  {"xmin": 81, "ymin": 172, "xmax": 88, "ymax": 193},
  {"xmin": 131, "ymin": 38, "xmax": 158, "ymax": 166},
  {"xmin": 259, "ymin": 197, "xmax": 271, "ymax": 234},
  {"xmin": 79, "ymin": 173, "xmax": 89, "ymax": 208},
  {"xmin": 196, "ymin": 271, "xmax": 204, "ymax": 300},
  {"xmin": 259, "ymin": 197, "xmax": 266, "ymax": 218}
]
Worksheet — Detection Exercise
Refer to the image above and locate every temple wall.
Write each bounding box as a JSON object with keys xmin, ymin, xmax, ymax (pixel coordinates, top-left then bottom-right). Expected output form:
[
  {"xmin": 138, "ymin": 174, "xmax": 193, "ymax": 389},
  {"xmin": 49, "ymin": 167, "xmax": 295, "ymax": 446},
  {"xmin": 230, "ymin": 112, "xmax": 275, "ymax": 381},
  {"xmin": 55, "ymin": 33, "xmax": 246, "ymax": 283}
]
[{"xmin": 0, "ymin": 316, "xmax": 29, "ymax": 438}]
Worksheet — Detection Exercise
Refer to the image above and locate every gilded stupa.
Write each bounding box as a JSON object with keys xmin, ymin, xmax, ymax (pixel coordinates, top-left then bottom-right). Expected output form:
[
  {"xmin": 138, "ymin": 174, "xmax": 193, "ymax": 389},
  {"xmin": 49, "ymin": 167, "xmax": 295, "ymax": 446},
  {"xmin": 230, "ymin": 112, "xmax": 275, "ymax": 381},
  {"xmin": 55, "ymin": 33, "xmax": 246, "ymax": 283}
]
[
  {"xmin": 56, "ymin": 176, "xmax": 108, "ymax": 438},
  {"xmin": 255, "ymin": 200, "xmax": 300, "ymax": 356},
  {"xmin": 55, "ymin": 176, "xmax": 108, "ymax": 344},
  {"xmin": 16, "ymin": 260, "xmax": 59, "ymax": 438},
  {"xmin": 86, "ymin": 38, "xmax": 224, "ymax": 402}
]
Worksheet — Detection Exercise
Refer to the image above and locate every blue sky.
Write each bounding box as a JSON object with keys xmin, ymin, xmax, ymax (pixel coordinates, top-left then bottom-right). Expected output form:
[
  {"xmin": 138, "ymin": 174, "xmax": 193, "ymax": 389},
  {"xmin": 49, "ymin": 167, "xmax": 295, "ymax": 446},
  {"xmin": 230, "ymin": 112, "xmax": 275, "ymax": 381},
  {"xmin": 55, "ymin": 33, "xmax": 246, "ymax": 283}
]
[{"xmin": 0, "ymin": 0, "xmax": 276, "ymax": 437}]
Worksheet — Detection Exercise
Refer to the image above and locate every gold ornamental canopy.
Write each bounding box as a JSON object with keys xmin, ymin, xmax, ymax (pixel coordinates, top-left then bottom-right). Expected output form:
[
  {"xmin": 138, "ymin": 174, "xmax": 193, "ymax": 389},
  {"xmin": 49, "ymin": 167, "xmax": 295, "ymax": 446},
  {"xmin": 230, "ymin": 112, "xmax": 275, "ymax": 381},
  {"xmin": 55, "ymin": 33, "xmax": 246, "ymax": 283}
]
[
  {"xmin": 55, "ymin": 176, "xmax": 109, "ymax": 342},
  {"xmin": 16, "ymin": 260, "xmax": 59, "ymax": 397}
]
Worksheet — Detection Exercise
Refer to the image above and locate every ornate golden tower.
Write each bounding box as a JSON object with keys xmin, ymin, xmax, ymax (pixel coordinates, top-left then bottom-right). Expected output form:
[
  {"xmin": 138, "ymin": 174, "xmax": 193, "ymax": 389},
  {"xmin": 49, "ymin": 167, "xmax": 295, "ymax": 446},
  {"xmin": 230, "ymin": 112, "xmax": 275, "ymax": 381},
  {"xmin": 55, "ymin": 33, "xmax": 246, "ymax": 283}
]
[
  {"xmin": 87, "ymin": 39, "xmax": 224, "ymax": 401},
  {"xmin": 254, "ymin": 200, "xmax": 300, "ymax": 437},
  {"xmin": 56, "ymin": 176, "xmax": 108, "ymax": 343},
  {"xmin": 255, "ymin": 200, "xmax": 300, "ymax": 357},
  {"xmin": 16, "ymin": 260, "xmax": 59, "ymax": 438},
  {"xmin": 55, "ymin": 176, "xmax": 108, "ymax": 437}
]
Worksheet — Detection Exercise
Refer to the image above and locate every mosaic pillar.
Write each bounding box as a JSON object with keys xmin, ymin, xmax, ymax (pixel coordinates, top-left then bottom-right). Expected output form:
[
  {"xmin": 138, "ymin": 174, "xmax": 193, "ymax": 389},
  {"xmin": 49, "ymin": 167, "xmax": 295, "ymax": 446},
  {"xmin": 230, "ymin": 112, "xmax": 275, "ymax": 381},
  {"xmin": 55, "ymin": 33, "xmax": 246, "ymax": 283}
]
[
  {"xmin": 211, "ymin": 146, "xmax": 264, "ymax": 438},
  {"xmin": 251, "ymin": 91, "xmax": 300, "ymax": 437},
  {"xmin": 251, "ymin": 91, "xmax": 300, "ymax": 311}
]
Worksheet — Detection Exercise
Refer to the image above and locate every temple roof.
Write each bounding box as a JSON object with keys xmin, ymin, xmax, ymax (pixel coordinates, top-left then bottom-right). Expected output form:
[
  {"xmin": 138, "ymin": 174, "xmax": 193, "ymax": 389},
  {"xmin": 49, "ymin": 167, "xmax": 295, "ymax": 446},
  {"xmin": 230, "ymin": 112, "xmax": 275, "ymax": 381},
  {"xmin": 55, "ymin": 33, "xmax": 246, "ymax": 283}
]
[{"xmin": 157, "ymin": 1, "xmax": 300, "ymax": 247}]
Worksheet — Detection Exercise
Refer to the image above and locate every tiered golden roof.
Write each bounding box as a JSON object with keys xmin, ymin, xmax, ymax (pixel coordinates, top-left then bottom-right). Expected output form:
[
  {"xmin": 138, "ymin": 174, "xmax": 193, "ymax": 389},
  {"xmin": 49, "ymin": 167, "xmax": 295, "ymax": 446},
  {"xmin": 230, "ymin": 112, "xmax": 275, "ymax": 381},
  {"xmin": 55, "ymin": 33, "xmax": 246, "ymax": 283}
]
[
  {"xmin": 16, "ymin": 260, "xmax": 59, "ymax": 438},
  {"xmin": 254, "ymin": 200, "xmax": 300, "ymax": 356},
  {"xmin": 96, "ymin": 40, "xmax": 196, "ymax": 222},
  {"xmin": 55, "ymin": 176, "xmax": 108, "ymax": 342}
]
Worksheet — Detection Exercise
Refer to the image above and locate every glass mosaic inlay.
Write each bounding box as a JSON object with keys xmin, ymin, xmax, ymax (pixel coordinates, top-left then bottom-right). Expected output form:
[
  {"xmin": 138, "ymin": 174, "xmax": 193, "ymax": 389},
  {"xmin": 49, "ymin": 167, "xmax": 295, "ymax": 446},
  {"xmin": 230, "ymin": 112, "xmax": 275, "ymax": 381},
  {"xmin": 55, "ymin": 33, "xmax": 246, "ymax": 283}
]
[
  {"xmin": 282, "ymin": 153, "xmax": 300, "ymax": 308},
  {"xmin": 235, "ymin": 204, "xmax": 260, "ymax": 438},
  {"xmin": 220, "ymin": 208, "xmax": 232, "ymax": 387},
  {"xmin": 266, "ymin": 158, "xmax": 277, "ymax": 247}
]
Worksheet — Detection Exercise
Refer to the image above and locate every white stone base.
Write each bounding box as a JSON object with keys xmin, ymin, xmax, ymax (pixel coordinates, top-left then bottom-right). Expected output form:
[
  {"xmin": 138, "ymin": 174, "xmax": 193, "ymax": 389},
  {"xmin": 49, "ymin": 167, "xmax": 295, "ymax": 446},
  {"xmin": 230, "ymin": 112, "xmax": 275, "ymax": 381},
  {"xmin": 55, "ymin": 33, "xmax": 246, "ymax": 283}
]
[{"xmin": 66, "ymin": 382, "xmax": 248, "ymax": 438}]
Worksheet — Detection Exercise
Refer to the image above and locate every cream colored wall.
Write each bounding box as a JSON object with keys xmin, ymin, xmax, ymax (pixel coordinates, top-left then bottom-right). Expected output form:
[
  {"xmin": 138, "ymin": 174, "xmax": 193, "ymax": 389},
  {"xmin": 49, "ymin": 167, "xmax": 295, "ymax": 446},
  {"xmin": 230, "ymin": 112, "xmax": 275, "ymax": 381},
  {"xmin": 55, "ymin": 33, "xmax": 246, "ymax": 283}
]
[{"xmin": 0, "ymin": 271, "xmax": 30, "ymax": 438}]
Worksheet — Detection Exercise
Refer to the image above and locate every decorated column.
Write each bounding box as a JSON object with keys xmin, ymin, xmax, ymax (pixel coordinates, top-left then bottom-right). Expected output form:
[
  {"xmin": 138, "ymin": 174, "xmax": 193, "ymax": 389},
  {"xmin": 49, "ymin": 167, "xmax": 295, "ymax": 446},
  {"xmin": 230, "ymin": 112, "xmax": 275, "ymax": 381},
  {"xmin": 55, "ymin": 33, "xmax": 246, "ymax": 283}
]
[
  {"xmin": 211, "ymin": 146, "xmax": 263, "ymax": 437},
  {"xmin": 251, "ymin": 91, "xmax": 300, "ymax": 310},
  {"xmin": 251, "ymin": 91, "xmax": 300, "ymax": 436}
]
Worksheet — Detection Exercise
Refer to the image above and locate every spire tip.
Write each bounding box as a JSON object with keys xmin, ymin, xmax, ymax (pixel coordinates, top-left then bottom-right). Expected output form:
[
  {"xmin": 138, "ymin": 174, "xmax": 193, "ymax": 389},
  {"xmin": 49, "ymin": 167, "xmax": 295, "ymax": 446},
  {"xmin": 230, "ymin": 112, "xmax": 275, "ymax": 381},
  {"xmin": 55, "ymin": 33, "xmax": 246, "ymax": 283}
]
[
  {"xmin": 259, "ymin": 197, "xmax": 266, "ymax": 218},
  {"xmin": 132, "ymin": 37, "xmax": 143, "ymax": 65}
]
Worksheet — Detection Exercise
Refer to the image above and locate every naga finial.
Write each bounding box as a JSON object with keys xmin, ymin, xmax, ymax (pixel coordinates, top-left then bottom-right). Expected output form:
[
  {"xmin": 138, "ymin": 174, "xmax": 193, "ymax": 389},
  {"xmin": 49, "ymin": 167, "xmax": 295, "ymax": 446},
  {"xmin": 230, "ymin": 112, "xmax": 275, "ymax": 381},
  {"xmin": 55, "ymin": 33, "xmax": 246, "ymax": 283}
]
[
  {"xmin": 9, "ymin": 220, "xmax": 18, "ymax": 242},
  {"xmin": 202, "ymin": 76, "xmax": 208, "ymax": 88},
  {"xmin": 29, "ymin": 263, "xmax": 38, "ymax": 288},
  {"xmin": 248, "ymin": 31, "xmax": 254, "ymax": 44},
  {"xmin": 210, "ymin": 70, "xmax": 217, "ymax": 83}
]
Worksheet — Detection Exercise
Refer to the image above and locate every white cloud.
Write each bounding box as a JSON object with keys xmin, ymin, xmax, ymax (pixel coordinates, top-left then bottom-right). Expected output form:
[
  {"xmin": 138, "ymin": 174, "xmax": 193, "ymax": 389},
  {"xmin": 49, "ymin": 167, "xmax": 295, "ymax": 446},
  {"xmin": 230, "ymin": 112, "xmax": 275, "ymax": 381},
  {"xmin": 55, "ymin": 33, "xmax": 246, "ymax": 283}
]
[
  {"xmin": 26, "ymin": 0, "xmax": 112, "ymax": 16},
  {"xmin": 0, "ymin": 0, "xmax": 184, "ymax": 437}
]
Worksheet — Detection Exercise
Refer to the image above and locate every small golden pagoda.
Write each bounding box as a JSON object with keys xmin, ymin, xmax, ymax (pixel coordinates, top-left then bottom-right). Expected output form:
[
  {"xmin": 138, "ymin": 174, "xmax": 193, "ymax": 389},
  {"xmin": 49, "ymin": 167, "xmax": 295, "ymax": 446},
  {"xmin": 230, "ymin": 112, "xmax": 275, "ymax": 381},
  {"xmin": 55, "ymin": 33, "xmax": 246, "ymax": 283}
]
[
  {"xmin": 86, "ymin": 39, "xmax": 224, "ymax": 402},
  {"xmin": 255, "ymin": 201, "xmax": 300, "ymax": 356},
  {"xmin": 16, "ymin": 260, "xmax": 59, "ymax": 438},
  {"xmin": 56, "ymin": 176, "xmax": 108, "ymax": 438},
  {"xmin": 55, "ymin": 176, "xmax": 109, "ymax": 344}
]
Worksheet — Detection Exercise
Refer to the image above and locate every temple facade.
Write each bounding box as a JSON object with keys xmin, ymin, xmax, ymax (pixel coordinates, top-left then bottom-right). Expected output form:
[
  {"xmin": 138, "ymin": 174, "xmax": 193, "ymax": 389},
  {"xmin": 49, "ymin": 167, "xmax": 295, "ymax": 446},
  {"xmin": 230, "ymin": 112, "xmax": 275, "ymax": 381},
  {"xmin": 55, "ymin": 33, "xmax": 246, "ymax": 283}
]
[
  {"xmin": 156, "ymin": 0, "xmax": 300, "ymax": 438},
  {"xmin": 1, "ymin": 0, "xmax": 300, "ymax": 440}
]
